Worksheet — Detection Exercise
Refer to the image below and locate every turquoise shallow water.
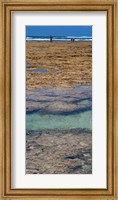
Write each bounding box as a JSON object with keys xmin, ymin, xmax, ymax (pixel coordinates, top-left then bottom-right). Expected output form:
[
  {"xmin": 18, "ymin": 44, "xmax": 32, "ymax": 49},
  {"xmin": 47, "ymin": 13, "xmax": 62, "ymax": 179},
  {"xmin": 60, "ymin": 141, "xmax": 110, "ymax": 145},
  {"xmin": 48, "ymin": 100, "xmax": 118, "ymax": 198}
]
[{"xmin": 26, "ymin": 110, "xmax": 92, "ymax": 131}]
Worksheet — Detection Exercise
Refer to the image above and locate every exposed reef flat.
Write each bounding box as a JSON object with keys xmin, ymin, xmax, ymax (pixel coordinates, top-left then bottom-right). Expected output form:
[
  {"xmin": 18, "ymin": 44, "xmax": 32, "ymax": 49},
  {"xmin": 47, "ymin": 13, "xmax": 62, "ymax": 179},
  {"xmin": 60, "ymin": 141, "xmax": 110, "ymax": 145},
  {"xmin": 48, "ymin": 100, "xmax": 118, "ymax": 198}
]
[
  {"xmin": 26, "ymin": 129, "xmax": 92, "ymax": 174},
  {"xmin": 26, "ymin": 41, "xmax": 92, "ymax": 90}
]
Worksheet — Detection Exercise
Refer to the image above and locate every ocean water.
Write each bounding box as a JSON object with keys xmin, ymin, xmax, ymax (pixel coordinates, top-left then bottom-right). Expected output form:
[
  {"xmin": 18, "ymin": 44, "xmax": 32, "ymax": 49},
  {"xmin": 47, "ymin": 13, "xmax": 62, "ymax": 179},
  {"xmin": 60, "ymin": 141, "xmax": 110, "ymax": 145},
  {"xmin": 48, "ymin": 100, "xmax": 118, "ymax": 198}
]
[{"xmin": 26, "ymin": 36, "xmax": 92, "ymax": 42}]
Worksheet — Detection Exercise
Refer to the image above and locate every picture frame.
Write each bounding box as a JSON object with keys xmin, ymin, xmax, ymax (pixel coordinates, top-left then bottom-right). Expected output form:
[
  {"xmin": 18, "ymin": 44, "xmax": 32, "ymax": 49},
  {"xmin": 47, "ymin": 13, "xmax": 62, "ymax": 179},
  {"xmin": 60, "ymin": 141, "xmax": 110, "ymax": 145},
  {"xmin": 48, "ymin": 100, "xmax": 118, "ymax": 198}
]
[{"xmin": 0, "ymin": 0, "xmax": 117, "ymax": 199}]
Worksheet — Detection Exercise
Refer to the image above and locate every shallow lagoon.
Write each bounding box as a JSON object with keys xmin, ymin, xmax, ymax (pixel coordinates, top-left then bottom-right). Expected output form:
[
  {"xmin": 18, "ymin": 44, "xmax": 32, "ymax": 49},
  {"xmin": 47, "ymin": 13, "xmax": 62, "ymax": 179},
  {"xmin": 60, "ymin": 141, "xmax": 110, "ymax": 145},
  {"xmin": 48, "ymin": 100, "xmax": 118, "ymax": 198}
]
[
  {"xmin": 26, "ymin": 110, "xmax": 92, "ymax": 131},
  {"xmin": 26, "ymin": 83, "xmax": 92, "ymax": 132}
]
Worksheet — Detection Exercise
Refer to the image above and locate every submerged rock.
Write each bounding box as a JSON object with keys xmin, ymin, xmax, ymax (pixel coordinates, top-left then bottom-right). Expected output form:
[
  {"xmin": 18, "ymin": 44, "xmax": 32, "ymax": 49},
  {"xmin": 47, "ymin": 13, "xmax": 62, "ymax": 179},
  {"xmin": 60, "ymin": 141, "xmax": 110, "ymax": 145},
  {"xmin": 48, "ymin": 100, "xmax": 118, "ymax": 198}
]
[{"xmin": 26, "ymin": 129, "xmax": 92, "ymax": 174}]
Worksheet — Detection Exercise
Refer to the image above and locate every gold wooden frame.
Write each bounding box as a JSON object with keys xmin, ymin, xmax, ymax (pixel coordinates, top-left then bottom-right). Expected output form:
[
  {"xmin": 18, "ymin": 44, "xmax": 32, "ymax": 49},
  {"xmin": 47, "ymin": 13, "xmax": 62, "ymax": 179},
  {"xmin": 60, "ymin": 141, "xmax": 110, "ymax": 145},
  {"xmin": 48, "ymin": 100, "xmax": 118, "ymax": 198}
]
[{"xmin": 0, "ymin": 0, "xmax": 117, "ymax": 199}]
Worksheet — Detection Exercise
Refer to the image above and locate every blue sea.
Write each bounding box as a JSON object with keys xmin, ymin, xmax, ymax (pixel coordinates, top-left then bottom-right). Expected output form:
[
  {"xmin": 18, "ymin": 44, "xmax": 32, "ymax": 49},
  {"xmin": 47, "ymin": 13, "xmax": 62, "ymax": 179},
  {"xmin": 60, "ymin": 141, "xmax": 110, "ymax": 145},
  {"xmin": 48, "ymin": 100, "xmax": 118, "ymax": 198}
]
[{"xmin": 26, "ymin": 36, "xmax": 92, "ymax": 42}]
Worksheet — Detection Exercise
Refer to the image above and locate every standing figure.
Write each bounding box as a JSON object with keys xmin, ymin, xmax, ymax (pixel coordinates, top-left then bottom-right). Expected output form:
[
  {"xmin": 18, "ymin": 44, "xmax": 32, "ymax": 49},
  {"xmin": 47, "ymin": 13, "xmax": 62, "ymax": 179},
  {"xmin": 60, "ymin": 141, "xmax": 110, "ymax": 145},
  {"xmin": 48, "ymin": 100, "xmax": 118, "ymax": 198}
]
[
  {"xmin": 71, "ymin": 38, "xmax": 74, "ymax": 42},
  {"xmin": 50, "ymin": 35, "xmax": 53, "ymax": 42}
]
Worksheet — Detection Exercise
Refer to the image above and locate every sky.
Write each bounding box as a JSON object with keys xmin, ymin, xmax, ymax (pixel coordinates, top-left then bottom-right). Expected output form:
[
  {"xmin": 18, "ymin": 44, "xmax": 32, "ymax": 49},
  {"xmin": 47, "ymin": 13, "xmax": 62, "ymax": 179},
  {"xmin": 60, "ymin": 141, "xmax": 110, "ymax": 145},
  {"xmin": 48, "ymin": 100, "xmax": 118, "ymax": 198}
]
[{"xmin": 26, "ymin": 26, "xmax": 92, "ymax": 37}]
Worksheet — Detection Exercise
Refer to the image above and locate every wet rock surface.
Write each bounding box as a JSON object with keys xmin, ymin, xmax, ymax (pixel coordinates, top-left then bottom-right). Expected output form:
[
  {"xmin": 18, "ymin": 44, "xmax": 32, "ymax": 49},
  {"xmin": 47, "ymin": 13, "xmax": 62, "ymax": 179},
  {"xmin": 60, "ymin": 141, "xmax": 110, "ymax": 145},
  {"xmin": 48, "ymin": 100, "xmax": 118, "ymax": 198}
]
[{"xmin": 26, "ymin": 129, "xmax": 92, "ymax": 174}]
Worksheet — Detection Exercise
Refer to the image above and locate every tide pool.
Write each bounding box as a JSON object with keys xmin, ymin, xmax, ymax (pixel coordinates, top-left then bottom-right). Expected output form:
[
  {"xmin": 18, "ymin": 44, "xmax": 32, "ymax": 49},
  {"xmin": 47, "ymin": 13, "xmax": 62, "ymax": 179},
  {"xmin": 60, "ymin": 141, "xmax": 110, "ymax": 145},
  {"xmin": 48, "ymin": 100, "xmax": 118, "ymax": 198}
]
[{"xmin": 26, "ymin": 110, "xmax": 92, "ymax": 131}]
